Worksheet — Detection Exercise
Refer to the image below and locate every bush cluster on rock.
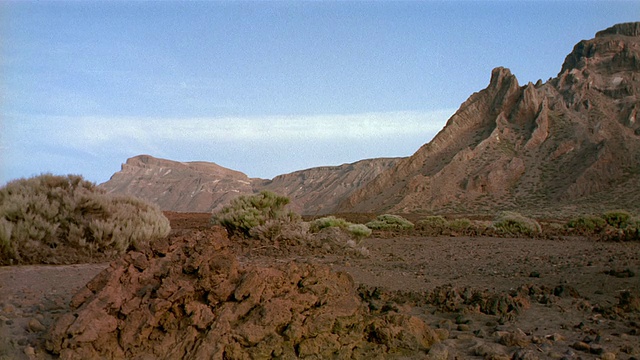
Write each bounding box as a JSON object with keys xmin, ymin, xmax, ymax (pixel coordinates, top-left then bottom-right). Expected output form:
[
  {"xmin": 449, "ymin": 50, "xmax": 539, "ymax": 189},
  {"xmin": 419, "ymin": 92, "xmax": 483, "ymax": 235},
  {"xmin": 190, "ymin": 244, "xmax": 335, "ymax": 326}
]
[
  {"xmin": 0, "ymin": 174, "xmax": 170, "ymax": 265},
  {"xmin": 212, "ymin": 193, "xmax": 373, "ymax": 257},
  {"xmin": 211, "ymin": 190, "xmax": 298, "ymax": 237}
]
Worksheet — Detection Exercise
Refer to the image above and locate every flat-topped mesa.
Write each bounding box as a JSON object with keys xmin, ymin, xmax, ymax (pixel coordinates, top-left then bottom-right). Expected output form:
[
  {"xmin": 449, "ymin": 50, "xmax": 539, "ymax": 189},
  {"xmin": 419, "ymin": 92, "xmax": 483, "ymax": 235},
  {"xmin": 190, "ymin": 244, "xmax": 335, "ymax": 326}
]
[{"xmin": 596, "ymin": 22, "xmax": 640, "ymax": 38}]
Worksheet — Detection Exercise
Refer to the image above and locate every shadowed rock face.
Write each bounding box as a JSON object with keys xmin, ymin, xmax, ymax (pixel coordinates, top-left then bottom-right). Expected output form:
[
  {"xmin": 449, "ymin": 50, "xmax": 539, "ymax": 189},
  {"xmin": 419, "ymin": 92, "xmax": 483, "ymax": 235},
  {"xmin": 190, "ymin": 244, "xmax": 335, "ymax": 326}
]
[
  {"xmin": 101, "ymin": 155, "xmax": 401, "ymax": 215},
  {"xmin": 338, "ymin": 22, "xmax": 640, "ymax": 216},
  {"xmin": 46, "ymin": 228, "xmax": 438, "ymax": 359}
]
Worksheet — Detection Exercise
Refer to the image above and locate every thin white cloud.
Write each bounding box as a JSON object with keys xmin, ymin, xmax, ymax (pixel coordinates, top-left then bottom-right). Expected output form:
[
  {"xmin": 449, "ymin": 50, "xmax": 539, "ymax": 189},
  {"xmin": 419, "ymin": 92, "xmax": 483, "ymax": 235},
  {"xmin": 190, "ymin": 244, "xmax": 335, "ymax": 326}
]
[
  {"xmin": 2, "ymin": 109, "xmax": 456, "ymax": 183},
  {"xmin": 61, "ymin": 110, "xmax": 455, "ymax": 145}
]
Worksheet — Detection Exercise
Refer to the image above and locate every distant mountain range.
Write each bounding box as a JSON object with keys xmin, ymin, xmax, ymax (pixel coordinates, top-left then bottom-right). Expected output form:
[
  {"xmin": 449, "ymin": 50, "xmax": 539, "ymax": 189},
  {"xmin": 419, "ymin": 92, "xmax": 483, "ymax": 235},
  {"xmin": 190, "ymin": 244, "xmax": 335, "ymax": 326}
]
[
  {"xmin": 102, "ymin": 23, "xmax": 640, "ymax": 217},
  {"xmin": 101, "ymin": 154, "xmax": 401, "ymax": 215}
]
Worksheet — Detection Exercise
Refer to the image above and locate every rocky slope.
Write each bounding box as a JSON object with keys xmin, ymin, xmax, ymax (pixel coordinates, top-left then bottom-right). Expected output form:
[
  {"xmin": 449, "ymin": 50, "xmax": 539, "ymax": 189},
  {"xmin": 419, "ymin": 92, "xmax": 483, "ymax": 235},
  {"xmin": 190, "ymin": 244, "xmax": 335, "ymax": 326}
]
[
  {"xmin": 257, "ymin": 158, "xmax": 400, "ymax": 215},
  {"xmin": 101, "ymin": 155, "xmax": 255, "ymax": 213},
  {"xmin": 338, "ymin": 22, "xmax": 640, "ymax": 217},
  {"xmin": 101, "ymin": 155, "xmax": 400, "ymax": 215}
]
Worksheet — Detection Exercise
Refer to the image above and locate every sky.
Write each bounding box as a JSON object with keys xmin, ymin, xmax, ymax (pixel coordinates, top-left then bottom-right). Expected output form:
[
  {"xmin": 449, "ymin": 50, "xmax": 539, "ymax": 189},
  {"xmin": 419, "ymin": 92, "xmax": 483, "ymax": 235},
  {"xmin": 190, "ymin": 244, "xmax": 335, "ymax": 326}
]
[{"xmin": 1, "ymin": 1, "xmax": 639, "ymax": 185}]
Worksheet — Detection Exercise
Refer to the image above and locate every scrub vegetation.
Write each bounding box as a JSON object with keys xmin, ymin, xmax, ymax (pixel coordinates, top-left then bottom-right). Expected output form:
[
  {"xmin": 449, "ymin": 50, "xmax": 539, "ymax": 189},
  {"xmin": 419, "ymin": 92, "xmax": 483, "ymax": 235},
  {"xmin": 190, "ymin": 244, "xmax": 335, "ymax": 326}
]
[{"xmin": 0, "ymin": 174, "xmax": 170, "ymax": 265}]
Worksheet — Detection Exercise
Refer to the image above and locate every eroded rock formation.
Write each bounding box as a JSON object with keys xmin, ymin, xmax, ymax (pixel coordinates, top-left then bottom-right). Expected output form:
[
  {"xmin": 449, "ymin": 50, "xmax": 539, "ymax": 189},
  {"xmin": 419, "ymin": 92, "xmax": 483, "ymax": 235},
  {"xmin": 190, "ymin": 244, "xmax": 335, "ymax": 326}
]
[
  {"xmin": 46, "ymin": 227, "xmax": 438, "ymax": 359},
  {"xmin": 339, "ymin": 22, "xmax": 640, "ymax": 216}
]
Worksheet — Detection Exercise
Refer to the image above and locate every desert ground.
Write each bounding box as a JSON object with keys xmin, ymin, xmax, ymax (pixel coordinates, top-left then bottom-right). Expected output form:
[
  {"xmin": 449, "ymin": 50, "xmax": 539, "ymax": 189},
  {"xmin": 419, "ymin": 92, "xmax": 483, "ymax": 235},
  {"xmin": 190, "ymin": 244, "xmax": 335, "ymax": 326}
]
[{"xmin": 1, "ymin": 212, "xmax": 639, "ymax": 359}]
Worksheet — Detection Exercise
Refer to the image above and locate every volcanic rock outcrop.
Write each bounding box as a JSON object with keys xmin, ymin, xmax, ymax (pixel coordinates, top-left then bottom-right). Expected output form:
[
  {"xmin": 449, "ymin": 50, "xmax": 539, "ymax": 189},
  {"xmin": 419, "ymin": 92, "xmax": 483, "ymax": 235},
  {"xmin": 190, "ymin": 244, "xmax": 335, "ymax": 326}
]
[
  {"xmin": 101, "ymin": 155, "xmax": 400, "ymax": 215},
  {"xmin": 338, "ymin": 22, "xmax": 640, "ymax": 216},
  {"xmin": 46, "ymin": 227, "xmax": 438, "ymax": 359}
]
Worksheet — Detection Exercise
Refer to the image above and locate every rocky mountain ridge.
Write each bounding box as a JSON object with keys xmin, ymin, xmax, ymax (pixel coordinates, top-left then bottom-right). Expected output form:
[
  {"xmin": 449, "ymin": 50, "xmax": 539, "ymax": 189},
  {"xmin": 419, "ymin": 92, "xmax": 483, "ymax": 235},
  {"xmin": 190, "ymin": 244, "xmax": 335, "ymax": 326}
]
[
  {"xmin": 337, "ymin": 22, "xmax": 640, "ymax": 217},
  {"xmin": 101, "ymin": 154, "xmax": 401, "ymax": 215},
  {"xmin": 103, "ymin": 23, "xmax": 640, "ymax": 217}
]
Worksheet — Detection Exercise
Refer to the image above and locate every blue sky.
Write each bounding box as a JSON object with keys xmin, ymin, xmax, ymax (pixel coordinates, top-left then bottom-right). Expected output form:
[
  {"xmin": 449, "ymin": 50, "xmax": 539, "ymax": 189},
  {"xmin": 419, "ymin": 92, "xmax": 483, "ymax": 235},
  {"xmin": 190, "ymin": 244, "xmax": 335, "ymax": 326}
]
[{"xmin": 2, "ymin": 1, "xmax": 639, "ymax": 185}]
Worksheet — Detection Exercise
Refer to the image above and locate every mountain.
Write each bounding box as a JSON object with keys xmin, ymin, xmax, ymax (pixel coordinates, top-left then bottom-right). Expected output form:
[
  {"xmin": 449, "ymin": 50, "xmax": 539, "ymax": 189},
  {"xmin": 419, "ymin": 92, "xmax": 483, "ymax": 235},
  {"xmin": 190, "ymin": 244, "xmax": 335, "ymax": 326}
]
[
  {"xmin": 337, "ymin": 22, "xmax": 640, "ymax": 217},
  {"xmin": 257, "ymin": 157, "xmax": 401, "ymax": 216},
  {"xmin": 101, "ymin": 155, "xmax": 401, "ymax": 215},
  {"xmin": 101, "ymin": 155, "xmax": 255, "ymax": 213}
]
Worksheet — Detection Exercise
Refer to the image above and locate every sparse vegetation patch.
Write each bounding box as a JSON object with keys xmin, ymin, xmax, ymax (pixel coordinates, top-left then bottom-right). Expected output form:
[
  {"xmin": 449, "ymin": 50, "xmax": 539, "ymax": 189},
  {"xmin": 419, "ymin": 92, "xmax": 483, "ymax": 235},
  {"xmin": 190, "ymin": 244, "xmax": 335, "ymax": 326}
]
[
  {"xmin": 366, "ymin": 214, "xmax": 414, "ymax": 231},
  {"xmin": 0, "ymin": 174, "xmax": 171, "ymax": 265},
  {"xmin": 492, "ymin": 211, "xmax": 541, "ymax": 237},
  {"xmin": 211, "ymin": 190, "xmax": 298, "ymax": 237},
  {"xmin": 565, "ymin": 214, "xmax": 607, "ymax": 234}
]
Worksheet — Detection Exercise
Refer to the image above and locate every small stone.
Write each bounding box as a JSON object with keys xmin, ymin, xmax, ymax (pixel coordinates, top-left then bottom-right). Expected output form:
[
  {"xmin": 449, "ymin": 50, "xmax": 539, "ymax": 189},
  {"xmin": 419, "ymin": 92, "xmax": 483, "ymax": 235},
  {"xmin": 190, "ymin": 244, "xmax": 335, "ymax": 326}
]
[
  {"xmin": 2, "ymin": 304, "xmax": 16, "ymax": 314},
  {"xmin": 427, "ymin": 342, "xmax": 449, "ymax": 360},
  {"xmin": 589, "ymin": 345, "xmax": 604, "ymax": 355},
  {"xmin": 601, "ymin": 352, "xmax": 616, "ymax": 360},
  {"xmin": 529, "ymin": 271, "xmax": 541, "ymax": 278},
  {"xmin": 455, "ymin": 315, "xmax": 471, "ymax": 324},
  {"xmin": 512, "ymin": 348, "xmax": 539, "ymax": 360},
  {"xmin": 24, "ymin": 346, "xmax": 35, "ymax": 356},
  {"xmin": 433, "ymin": 328, "xmax": 449, "ymax": 341},
  {"xmin": 547, "ymin": 333, "xmax": 565, "ymax": 342},
  {"xmin": 457, "ymin": 324, "xmax": 470, "ymax": 331},
  {"xmin": 27, "ymin": 318, "xmax": 46, "ymax": 332},
  {"xmin": 438, "ymin": 319, "xmax": 454, "ymax": 330},
  {"xmin": 571, "ymin": 341, "xmax": 590, "ymax": 352}
]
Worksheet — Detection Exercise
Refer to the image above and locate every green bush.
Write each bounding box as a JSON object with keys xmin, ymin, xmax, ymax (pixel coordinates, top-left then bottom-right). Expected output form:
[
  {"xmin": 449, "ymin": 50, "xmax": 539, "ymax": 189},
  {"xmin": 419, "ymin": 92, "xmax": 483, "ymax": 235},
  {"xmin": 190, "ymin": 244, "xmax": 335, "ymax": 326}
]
[
  {"xmin": 602, "ymin": 210, "xmax": 632, "ymax": 228},
  {"xmin": 0, "ymin": 174, "xmax": 171, "ymax": 265},
  {"xmin": 309, "ymin": 216, "xmax": 350, "ymax": 233},
  {"xmin": 492, "ymin": 211, "xmax": 541, "ymax": 237},
  {"xmin": 566, "ymin": 215, "xmax": 607, "ymax": 234},
  {"xmin": 448, "ymin": 218, "xmax": 472, "ymax": 232},
  {"xmin": 416, "ymin": 216, "xmax": 447, "ymax": 229},
  {"xmin": 347, "ymin": 223, "xmax": 372, "ymax": 242},
  {"xmin": 211, "ymin": 191, "xmax": 298, "ymax": 237},
  {"xmin": 416, "ymin": 216, "xmax": 448, "ymax": 235},
  {"xmin": 365, "ymin": 214, "xmax": 414, "ymax": 231}
]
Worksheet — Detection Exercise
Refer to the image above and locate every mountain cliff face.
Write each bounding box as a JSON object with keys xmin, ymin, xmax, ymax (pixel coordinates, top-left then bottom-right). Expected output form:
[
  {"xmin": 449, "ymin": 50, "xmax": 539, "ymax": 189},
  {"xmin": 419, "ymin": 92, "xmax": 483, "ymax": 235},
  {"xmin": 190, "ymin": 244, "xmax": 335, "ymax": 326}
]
[
  {"xmin": 338, "ymin": 23, "xmax": 640, "ymax": 216},
  {"xmin": 101, "ymin": 155, "xmax": 400, "ymax": 215}
]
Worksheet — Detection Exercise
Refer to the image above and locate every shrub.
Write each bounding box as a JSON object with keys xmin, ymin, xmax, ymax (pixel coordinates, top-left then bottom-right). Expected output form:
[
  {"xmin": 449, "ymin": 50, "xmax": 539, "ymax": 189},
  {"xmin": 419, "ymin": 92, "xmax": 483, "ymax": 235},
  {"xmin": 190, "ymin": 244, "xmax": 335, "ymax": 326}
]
[
  {"xmin": 416, "ymin": 216, "xmax": 447, "ymax": 229},
  {"xmin": 602, "ymin": 210, "xmax": 632, "ymax": 228},
  {"xmin": 347, "ymin": 223, "xmax": 372, "ymax": 242},
  {"xmin": 0, "ymin": 174, "xmax": 171, "ymax": 265},
  {"xmin": 492, "ymin": 211, "xmax": 541, "ymax": 237},
  {"xmin": 448, "ymin": 218, "xmax": 472, "ymax": 232},
  {"xmin": 416, "ymin": 216, "xmax": 448, "ymax": 235},
  {"xmin": 365, "ymin": 214, "xmax": 414, "ymax": 231},
  {"xmin": 211, "ymin": 191, "xmax": 298, "ymax": 237},
  {"xmin": 566, "ymin": 215, "xmax": 607, "ymax": 234},
  {"xmin": 309, "ymin": 216, "xmax": 371, "ymax": 243},
  {"xmin": 309, "ymin": 216, "xmax": 350, "ymax": 233}
]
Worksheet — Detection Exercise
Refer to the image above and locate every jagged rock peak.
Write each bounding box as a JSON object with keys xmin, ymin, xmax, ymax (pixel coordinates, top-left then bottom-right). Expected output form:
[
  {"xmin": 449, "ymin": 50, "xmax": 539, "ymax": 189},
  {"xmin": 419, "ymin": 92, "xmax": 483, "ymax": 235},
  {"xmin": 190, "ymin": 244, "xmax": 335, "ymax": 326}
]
[
  {"xmin": 489, "ymin": 67, "xmax": 518, "ymax": 89},
  {"xmin": 596, "ymin": 22, "xmax": 640, "ymax": 38}
]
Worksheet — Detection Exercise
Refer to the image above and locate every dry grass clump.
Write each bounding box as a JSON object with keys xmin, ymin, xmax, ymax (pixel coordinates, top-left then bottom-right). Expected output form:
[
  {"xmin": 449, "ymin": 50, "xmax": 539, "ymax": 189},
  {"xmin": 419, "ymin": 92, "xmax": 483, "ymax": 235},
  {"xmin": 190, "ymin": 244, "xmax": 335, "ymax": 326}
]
[{"xmin": 0, "ymin": 174, "xmax": 170, "ymax": 265}]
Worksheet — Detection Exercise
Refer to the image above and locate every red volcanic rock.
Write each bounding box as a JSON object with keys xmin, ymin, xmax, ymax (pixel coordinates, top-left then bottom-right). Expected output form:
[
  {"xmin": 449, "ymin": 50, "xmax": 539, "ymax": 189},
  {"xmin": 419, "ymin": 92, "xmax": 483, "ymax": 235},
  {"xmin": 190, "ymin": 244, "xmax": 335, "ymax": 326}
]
[{"xmin": 46, "ymin": 227, "xmax": 438, "ymax": 359}]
